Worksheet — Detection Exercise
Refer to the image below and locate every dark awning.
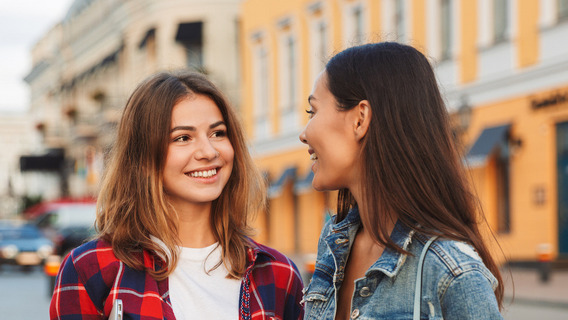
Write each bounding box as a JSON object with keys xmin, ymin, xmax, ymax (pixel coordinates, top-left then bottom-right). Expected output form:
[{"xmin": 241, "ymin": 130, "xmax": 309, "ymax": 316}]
[
  {"xmin": 294, "ymin": 169, "xmax": 314, "ymax": 194},
  {"xmin": 20, "ymin": 148, "xmax": 65, "ymax": 172},
  {"xmin": 268, "ymin": 167, "xmax": 296, "ymax": 198},
  {"xmin": 466, "ymin": 124, "xmax": 510, "ymax": 167},
  {"xmin": 175, "ymin": 22, "xmax": 202, "ymax": 44}
]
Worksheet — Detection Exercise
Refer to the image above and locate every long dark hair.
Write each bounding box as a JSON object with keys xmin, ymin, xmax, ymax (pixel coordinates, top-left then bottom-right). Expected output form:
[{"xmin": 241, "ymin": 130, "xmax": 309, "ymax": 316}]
[
  {"xmin": 97, "ymin": 71, "xmax": 265, "ymax": 280},
  {"xmin": 326, "ymin": 42, "xmax": 504, "ymax": 307}
]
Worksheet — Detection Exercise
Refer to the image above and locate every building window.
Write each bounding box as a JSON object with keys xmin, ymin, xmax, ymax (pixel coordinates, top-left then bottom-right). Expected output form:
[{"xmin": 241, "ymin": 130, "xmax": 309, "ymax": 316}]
[
  {"xmin": 560, "ymin": 0, "xmax": 568, "ymax": 20},
  {"xmin": 175, "ymin": 22, "xmax": 204, "ymax": 72},
  {"xmin": 308, "ymin": 3, "xmax": 328, "ymax": 84},
  {"xmin": 353, "ymin": 5, "xmax": 364, "ymax": 44},
  {"xmin": 286, "ymin": 36, "xmax": 297, "ymax": 111},
  {"xmin": 139, "ymin": 28, "xmax": 156, "ymax": 60},
  {"xmin": 317, "ymin": 21, "xmax": 328, "ymax": 62},
  {"xmin": 279, "ymin": 34, "xmax": 297, "ymax": 113},
  {"xmin": 252, "ymin": 39, "xmax": 271, "ymax": 140},
  {"xmin": 496, "ymin": 148, "xmax": 511, "ymax": 233},
  {"xmin": 279, "ymin": 31, "xmax": 299, "ymax": 133},
  {"xmin": 493, "ymin": 0, "xmax": 509, "ymax": 43},
  {"xmin": 395, "ymin": 0, "xmax": 406, "ymax": 40},
  {"xmin": 343, "ymin": 2, "xmax": 366, "ymax": 46},
  {"xmin": 440, "ymin": 0, "xmax": 452, "ymax": 60},
  {"xmin": 276, "ymin": 16, "xmax": 300, "ymax": 134}
]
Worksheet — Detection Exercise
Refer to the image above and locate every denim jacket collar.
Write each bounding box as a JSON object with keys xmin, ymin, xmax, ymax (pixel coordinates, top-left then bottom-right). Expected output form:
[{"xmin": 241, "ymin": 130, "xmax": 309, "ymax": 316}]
[
  {"xmin": 367, "ymin": 220, "xmax": 416, "ymax": 278},
  {"xmin": 325, "ymin": 207, "xmax": 416, "ymax": 279}
]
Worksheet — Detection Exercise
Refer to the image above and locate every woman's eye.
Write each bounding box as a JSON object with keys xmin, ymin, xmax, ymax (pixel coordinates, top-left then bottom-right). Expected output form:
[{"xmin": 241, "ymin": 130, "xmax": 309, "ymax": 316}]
[
  {"xmin": 212, "ymin": 130, "xmax": 227, "ymax": 138},
  {"xmin": 305, "ymin": 109, "xmax": 315, "ymax": 118},
  {"xmin": 173, "ymin": 135, "xmax": 190, "ymax": 142}
]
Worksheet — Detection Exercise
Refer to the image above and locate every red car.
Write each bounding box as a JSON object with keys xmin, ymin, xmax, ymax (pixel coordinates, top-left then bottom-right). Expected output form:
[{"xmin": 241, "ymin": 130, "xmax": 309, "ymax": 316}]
[{"xmin": 23, "ymin": 198, "xmax": 96, "ymax": 220}]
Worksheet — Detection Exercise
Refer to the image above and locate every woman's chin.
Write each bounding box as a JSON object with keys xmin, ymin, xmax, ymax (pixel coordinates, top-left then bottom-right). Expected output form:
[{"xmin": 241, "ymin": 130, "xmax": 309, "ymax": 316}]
[{"xmin": 311, "ymin": 179, "xmax": 337, "ymax": 192}]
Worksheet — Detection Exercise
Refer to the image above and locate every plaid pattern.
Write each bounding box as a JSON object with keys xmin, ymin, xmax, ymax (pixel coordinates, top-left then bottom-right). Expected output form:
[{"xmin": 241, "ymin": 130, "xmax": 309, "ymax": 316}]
[{"xmin": 50, "ymin": 239, "xmax": 304, "ymax": 320}]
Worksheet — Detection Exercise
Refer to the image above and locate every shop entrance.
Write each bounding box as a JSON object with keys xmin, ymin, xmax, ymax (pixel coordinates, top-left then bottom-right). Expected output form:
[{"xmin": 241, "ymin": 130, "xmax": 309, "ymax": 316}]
[{"xmin": 557, "ymin": 121, "xmax": 568, "ymax": 256}]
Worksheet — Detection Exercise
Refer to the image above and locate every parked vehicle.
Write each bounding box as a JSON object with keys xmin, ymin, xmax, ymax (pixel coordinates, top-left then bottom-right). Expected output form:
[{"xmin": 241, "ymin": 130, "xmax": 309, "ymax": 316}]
[
  {"xmin": 23, "ymin": 198, "xmax": 96, "ymax": 220},
  {"xmin": 32, "ymin": 203, "xmax": 97, "ymax": 256},
  {"xmin": 54, "ymin": 225, "xmax": 97, "ymax": 256},
  {"xmin": 0, "ymin": 220, "xmax": 54, "ymax": 268}
]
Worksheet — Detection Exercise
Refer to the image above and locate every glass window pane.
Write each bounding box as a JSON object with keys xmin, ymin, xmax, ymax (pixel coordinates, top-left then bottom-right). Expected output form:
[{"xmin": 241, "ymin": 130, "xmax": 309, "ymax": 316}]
[
  {"xmin": 395, "ymin": 0, "xmax": 405, "ymax": 40},
  {"xmin": 441, "ymin": 0, "xmax": 452, "ymax": 59},
  {"xmin": 493, "ymin": 0, "xmax": 508, "ymax": 42}
]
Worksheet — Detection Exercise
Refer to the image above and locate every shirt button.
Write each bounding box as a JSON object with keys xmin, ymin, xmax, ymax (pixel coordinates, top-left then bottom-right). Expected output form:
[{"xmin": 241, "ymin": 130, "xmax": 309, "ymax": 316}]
[
  {"xmin": 351, "ymin": 308, "xmax": 360, "ymax": 319},
  {"xmin": 359, "ymin": 286, "xmax": 372, "ymax": 297}
]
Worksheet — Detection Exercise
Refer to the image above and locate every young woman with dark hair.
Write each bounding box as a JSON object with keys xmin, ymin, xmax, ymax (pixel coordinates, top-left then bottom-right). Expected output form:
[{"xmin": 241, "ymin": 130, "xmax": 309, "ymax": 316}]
[
  {"xmin": 300, "ymin": 42, "xmax": 503, "ymax": 319},
  {"xmin": 50, "ymin": 71, "xmax": 304, "ymax": 320}
]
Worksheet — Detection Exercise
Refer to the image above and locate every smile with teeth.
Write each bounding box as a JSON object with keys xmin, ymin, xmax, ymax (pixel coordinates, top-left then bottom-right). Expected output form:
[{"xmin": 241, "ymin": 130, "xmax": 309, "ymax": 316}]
[
  {"xmin": 188, "ymin": 168, "xmax": 218, "ymax": 178},
  {"xmin": 310, "ymin": 153, "xmax": 318, "ymax": 161}
]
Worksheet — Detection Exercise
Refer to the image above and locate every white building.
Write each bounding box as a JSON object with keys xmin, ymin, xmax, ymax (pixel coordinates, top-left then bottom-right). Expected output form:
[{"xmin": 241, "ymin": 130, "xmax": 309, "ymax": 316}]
[
  {"xmin": 0, "ymin": 114, "xmax": 44, "ymax": 217},
  {"xmin": 24, "ymin": 0, "xmax": 243, "ymax": 198}
]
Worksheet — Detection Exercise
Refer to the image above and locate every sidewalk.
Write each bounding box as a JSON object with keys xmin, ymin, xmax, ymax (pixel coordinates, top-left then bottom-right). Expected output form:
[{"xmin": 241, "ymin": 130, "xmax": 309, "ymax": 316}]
[{"xmin": 503, "ymin": 267, "xmax": 568, "ymax": 308}]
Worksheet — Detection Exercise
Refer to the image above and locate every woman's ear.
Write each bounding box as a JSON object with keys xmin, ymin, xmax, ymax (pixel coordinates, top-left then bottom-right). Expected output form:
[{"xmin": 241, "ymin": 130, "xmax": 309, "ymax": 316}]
[{"xmin": 354, "ymin": 100, "xmax": 371, "ymax": 141}]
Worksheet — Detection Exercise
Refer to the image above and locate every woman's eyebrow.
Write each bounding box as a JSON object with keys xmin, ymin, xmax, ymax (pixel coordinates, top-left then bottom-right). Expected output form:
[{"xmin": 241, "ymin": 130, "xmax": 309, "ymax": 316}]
[
  {"xmin": 209, "ymin": 120, "xmax": 225, "ymax": 129},
  {"xmin": 170, "ymin": 121, "xmax": 226, "ymax": 133},
  {"xmin": 308, "ymin": 95, "xmax": 316, "ymax": 104}
]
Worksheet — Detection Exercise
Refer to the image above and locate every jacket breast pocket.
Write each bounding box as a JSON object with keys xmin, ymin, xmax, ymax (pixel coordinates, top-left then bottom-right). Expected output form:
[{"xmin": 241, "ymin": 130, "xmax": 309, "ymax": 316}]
[
  {"xmin": 302, "ymin": 289, "xmax": 330, "ymax": 320},
  {"xmin": 301, "ymin": 267, "xmax": 334, "ymax": 320}
]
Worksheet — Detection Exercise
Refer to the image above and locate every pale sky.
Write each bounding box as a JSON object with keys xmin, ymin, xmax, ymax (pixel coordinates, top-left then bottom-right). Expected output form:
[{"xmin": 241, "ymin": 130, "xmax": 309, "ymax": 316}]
[{"xmin": 0, "ymin": 0, "xmax": 74, "ymax": 113}]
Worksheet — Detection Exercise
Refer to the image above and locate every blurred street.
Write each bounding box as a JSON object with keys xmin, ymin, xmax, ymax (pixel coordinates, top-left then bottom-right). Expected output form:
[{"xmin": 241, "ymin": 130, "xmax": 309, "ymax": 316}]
[
  {"xmin": 502, "ymin": 267, "xmax": 568, "ymax": 320},
  {"xmin": 0, "ymin": 265, "xmax": 51, "ymax": 319},
  {"xmin": 1, "ymin": 264, "xmax": 566, "ymax": 319}
]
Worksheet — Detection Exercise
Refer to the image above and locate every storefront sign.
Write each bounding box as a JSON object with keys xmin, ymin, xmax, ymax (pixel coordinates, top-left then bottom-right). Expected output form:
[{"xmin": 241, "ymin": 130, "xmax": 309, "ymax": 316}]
[{"xmin": 531, "ymin": 91, "xmax": 568, "ymax": 110}]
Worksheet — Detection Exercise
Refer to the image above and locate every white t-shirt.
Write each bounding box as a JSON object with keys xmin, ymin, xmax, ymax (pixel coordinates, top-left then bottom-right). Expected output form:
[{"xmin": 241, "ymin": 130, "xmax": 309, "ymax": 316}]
[{"xmin": 169, "ymin": 242, "xmax": 241, "ymax": 320}]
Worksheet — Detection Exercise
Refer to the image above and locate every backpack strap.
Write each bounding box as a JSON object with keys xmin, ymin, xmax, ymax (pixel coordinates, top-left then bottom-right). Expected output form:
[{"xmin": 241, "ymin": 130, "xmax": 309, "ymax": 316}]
[{"xmin": 413, "ymin": 236, "xmax": 438, "ymax": 320}]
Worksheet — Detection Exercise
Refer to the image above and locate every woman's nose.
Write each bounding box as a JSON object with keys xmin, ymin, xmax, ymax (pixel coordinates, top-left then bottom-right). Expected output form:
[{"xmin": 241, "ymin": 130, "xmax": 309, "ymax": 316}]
[
  {"xmin": 299, "ymin": 127, "xmax": 308, "ymax": 144},
  {"xmin": 194, "ymin": 139, "xmax": 218, "ymax": 160}
]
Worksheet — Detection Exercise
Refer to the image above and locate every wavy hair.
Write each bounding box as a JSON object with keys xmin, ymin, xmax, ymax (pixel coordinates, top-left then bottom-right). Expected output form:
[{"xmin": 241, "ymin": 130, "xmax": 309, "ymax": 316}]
[
  {"xmin": 325, "ymin": 42, "xmax": 504, "ymax": 308},
  {"xmin": 96, "ymin": 71, "xmax": 266, "ymax": 280}
]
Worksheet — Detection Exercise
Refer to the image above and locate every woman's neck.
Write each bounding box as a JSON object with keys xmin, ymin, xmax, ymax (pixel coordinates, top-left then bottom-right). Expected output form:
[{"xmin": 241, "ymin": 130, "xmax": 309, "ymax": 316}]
[
  {"xmin": 350, "ymin": 185, "xmax": 397, "ymax": 242},
  {"xmin": 173, "ymin": 201, "xmax": 216, "ymax": 248}
]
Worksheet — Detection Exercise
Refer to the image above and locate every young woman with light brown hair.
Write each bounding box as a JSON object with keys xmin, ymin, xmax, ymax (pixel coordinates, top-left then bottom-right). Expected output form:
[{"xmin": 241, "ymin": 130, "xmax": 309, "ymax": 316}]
[{"xmin": 50, "ymin": 71, "xmax": 304, "ymax": 320}]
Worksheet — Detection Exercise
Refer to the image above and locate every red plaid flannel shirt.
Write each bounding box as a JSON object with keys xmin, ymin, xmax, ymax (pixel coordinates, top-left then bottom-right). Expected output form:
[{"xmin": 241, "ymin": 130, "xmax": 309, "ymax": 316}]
[{"xmin": 50, "ymin": 239, "xmax": 304, "ymax": 320}]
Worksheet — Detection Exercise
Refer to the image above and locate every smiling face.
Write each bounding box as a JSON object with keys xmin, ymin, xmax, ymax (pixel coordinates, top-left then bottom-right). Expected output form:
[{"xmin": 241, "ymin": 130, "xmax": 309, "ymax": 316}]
[
  {"xmin": 163, "ymin": 94, "xmax": 234, "ymax": 212},
  {"xmin": 299, "ymin": 71, "xmax": 364, "ymax": 192}
]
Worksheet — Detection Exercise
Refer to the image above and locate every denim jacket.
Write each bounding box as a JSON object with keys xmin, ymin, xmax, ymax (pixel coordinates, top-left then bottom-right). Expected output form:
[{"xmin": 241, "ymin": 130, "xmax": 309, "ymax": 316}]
[{"xmin": 302, "ymin": 208, "xmax": 503, "ymax": 320}]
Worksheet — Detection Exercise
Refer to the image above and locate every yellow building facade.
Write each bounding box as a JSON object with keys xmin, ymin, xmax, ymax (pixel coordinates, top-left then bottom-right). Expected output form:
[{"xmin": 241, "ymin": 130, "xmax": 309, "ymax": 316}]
[{"xmin": 241, "ymin": 0, "xmax": 568, "ymax": 267}]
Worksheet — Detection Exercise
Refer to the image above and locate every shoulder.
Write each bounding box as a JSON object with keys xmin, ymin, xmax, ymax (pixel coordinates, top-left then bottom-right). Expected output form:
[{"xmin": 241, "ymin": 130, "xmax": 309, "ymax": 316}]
[
  {"xmin": 416, "ymin": 236, "xmax": 498, "ymax": 290},
  {"xmin": 424, "ymin": 237, "xmax": 487, "ymax": 271},
  {"xmin": 409, "ymin": 236, "xmax": 502, "ymax": 317},
  {"xmin": 250, "ymin": 239, "xmax": 298, "ymax": 269},
  {"xmin": 248, "ymin": 239, "xmax": 303, "ymax": 282},
  {"xmin": 62, "ymin": 238, "xmax": 123, "ymax": 286},
  {"xmin": 68, "ymin": 238, "xmax": 118, "ymax": 267}
]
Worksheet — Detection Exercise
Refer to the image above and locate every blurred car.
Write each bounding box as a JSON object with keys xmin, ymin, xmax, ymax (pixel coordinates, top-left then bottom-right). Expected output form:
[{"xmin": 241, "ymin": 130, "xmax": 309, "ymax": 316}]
[
  {"xmin": 32, "ymin": 203, "xmax": 97, "ymax": 256},
  {"xmin": 23, "ymin": 198, "xmax": 96, "ymax": 220},
  {"xmin": 53, "ymin": 225, "xmax": 97, "ymax": 256},
  {"xmin": 0, "ymin": 220, "xmax": 54, "ymax": 268}
]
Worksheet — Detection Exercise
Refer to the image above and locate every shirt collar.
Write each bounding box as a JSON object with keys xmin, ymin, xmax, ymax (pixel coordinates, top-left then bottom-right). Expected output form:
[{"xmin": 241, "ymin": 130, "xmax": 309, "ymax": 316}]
[{"xmin": 246, "ymin": 238, "xmax": 276, "ymax": 265}]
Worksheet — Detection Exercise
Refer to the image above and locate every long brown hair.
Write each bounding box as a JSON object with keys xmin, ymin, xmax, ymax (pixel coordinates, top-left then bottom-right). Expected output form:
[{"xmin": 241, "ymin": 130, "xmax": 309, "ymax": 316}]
[
  {"xmin": 326, "ymin": 42, "xmax": 504, "ymax": 308},
  {"xmin": 96, "ymin": 71, "xmax": 266, "ymax": 280}
]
